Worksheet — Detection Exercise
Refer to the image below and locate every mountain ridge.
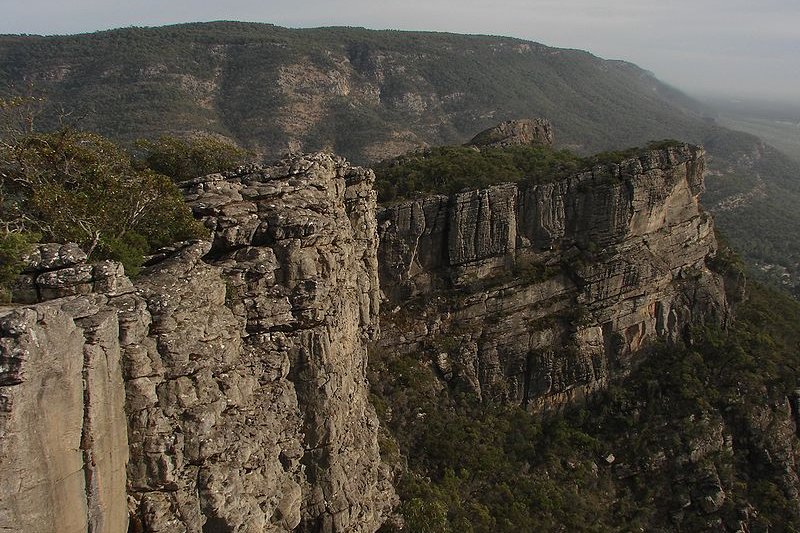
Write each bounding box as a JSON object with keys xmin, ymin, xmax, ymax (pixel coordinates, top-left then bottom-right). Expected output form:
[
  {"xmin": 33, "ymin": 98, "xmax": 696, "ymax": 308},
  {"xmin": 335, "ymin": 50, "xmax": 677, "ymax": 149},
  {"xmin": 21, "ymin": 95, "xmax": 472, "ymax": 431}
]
[{"xmin": 1, "ymin": 21, "xmax": 798, "ymax": 292}]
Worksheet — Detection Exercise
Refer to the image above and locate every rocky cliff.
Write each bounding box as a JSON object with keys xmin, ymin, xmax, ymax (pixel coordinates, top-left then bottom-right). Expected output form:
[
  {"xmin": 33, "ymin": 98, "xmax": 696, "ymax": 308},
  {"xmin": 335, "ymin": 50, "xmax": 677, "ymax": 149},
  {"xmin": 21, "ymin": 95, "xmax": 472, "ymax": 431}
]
[
  {"xmin": 0, "ymin": 246, "xmax": 132, "ymax": 533},
  {"xmin": 378, "ymin": 144, "xmax": 730, "ymax": 409},
  {"xmin": 0, "ymin": 154, "xmax": 395, "ymax": 532},
  {"xmin": 0, "ymin": 140, "xmax": 744, "ymax": 532}
]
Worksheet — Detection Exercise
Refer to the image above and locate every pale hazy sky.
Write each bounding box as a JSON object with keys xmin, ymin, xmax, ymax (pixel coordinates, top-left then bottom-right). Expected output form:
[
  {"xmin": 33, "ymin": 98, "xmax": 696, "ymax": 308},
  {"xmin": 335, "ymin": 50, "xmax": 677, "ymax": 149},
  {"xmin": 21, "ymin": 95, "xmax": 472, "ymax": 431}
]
[{"xmin": 1, "ymin": 0, "xmax": 798, "ymax": 103}]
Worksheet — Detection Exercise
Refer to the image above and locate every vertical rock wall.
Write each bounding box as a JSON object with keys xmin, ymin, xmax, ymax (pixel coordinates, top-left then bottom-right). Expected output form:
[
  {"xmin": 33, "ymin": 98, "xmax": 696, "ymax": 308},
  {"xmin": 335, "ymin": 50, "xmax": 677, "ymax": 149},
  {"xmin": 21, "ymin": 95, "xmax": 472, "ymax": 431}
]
[
  {"xmin": 378, "ymin": 145, "xmax": 730, "ymax": 409},
  {"xmin": 0, "ymin": 154, "xmax": 395, "ymax": 533},
  {"xmin": 0, "ymin": 247, "xmax": 132, "ymax": 533},
  {"xmin": 0, "ymin": 143, "xmax": 735, "ymax": 531},
  {"xmin": 123, "ymin": 153, "xmax": 394, "ymax": 532}
]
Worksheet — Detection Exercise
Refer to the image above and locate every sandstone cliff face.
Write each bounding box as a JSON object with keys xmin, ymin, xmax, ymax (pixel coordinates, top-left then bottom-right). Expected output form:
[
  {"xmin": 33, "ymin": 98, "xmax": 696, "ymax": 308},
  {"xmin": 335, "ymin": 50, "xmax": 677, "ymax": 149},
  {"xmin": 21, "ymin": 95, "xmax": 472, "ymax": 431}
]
[
  {"xmin": 0, "ymin": 154, "xmax": 395, "ymax": 533},
  {"xmin": 378, "ymin": 144, "xmax": 729, "ymax": 408},
  {"xmin": 147, "ymin": 153, "xmax": 394, "ymax": 533},
  {"xmin": 0, "ymin": 143, "xmax": 743, "ymax": 531},
  {"xmin": 0, "ymin": 246, "xmax": 133, "ymax": 533}
]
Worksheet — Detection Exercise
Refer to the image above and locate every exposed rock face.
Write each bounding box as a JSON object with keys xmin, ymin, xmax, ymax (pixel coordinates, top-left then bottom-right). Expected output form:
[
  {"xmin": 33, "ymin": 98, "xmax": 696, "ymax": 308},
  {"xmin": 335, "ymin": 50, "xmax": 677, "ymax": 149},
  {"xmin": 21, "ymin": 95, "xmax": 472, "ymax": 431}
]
[
  {"xmin": 378, "ymin": 144, "xmax": 730, "ymax": 408},
  {"xmin": 0, "ymin": 153, "xmax": 395, "ymax": 533},
  {"xmin": 123, "ymin": 153, "xmax": 395, "ymax": 532},
  {"xmin": 11, "ymin": 243, "xmax": 134, "ymax": 304},
  {"xmin": 0, "ymin": 251, "xmax": 132, "ymax": 533},
  {"xmin": 0, "ymin": 141, "xmax": 744, "ymax": 531},
  {"xmin": 467, "ymin": 118, "xmax": 554, "ymax": 148}
]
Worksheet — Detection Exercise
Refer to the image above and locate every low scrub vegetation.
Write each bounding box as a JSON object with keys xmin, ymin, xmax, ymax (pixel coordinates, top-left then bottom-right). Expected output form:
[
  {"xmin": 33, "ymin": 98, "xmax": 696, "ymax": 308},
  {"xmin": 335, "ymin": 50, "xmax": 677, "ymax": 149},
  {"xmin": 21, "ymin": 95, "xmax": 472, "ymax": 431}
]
[
  {"xmin": 0, "ymin": 96, "xmax": 248, "ymax": 295},
  {"xmin": 373, "ymin": 141, "xmax": 686, "ymax": 202}
]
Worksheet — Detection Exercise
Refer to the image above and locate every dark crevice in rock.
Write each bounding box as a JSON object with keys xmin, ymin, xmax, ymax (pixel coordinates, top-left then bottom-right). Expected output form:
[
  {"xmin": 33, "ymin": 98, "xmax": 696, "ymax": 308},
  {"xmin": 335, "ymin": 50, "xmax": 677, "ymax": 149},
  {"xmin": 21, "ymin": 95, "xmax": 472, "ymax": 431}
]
[
  {"xmin": 77, "ymin": 325, "xmax": 97, "ymax": 533},
  {"xmin": 522, "ymin": 351, "xmax": 534, "ymax": 408}
]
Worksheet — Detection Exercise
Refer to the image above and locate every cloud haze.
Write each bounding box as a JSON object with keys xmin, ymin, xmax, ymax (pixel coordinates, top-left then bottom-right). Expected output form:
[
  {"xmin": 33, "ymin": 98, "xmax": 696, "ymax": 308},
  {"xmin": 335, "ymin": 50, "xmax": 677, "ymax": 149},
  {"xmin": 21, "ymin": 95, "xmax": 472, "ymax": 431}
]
[{"xmin": 1, "ymin": 0, "xmax": 797, "ymax": 102}]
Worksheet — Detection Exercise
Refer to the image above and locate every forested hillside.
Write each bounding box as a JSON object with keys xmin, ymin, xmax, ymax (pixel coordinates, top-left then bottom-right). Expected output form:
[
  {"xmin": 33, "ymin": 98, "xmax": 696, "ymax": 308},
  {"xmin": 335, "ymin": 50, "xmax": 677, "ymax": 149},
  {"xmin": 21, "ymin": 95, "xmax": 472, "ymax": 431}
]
[
  {"xmin": 1, "ymin": 21, "xmax": 798, "ymax": 292},
  {"xmin": 371, "ymin": 282, "xmax": 800, "ymax": 532}
]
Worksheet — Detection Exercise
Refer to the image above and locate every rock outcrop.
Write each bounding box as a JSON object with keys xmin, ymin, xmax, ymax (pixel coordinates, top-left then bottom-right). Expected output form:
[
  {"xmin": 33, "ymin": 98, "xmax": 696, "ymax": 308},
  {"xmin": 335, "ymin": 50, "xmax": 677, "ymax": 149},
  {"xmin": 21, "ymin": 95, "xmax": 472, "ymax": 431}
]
[
  {"xmin": 378, "ymin": 144, "xmax": 730, "ymax": 408},
  {"xmin": 0, "ymin": 153, "xmax": 395, "ymax": 533},
  {"xmin": 467, "ymin": 118, "xmax": 554, "ymax": 148},
  {"xmin": 124, "ymin": 153, "xmax": 395, "ymax": 532},
  {"xmin": 0, "ymin": 140, "xmax": 741, "ymax": 531},
  {"xmin": 0, "ymin": 250, "xmax": 133, "ymax": 533}
]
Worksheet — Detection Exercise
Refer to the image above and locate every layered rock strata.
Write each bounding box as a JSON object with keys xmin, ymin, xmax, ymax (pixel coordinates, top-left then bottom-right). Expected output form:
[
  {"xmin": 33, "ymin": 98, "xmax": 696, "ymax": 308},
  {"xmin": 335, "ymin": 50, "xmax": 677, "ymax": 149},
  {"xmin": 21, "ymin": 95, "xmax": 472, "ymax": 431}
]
[
  {"xmin": 378, "ymin": 144, "xmax": 730, "ymax": 409},
  {"xmin": 0, "ymin": 247, "xmax": 132, "ymax": 533},
  {"xmin": 0, "ymin": 153, "xmax": 394, "ymax": 533}
]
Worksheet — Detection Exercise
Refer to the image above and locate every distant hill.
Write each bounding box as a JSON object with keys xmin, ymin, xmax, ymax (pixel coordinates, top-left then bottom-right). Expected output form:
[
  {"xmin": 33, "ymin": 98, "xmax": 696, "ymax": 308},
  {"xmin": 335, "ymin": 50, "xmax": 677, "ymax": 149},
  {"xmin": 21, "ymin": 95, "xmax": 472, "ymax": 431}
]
[
  {"xmin": 0, "ymin": 22, "xmax": 716, "ymax": 159},
  {"xmin": 0, "ymin": 21, "xmax": 798, "ymax": 292}
]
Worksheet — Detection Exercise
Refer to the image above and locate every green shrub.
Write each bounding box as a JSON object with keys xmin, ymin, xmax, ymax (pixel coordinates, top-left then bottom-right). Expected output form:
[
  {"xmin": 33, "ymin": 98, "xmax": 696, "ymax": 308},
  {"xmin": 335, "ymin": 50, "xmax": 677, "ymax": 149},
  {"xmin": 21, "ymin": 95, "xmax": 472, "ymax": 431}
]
[
  {"xmin": 0, "ymin": 231, "xmax": 39, "ymax": 302},
  {"xmin": 374, "ymin": 140, "xmax": 687, "ymax": 203},
  {"xmin": 373, "ymin": 144, "xmax": 585, "ymax": 202},
  {"xmin": 0, "ymin": 127, "xmax": 207, "ymax": 275},
  {"xmin": 135, "ymin": 134, "xmax": 249, "ymax": 180}
]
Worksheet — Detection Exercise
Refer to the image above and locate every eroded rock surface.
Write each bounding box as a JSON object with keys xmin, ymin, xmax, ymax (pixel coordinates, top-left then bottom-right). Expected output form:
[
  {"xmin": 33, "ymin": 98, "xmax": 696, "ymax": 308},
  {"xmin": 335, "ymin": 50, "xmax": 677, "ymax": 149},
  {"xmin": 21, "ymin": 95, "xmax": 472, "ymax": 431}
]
[
  {"xmin": 0, "ymin": 252, "xmax": 132, "ymax": 533},
  {"xmin": 467, "ymin": 118, "xmax": 554, "ymax": 148},
  {"xmin": 124, "ymin": 153, "xmax": 395, "ymax": 532},
  {"xmin": 0, "ymin": 142, "xmax": 747, "ymax": 532},
  {"xmin": 1, "ymin": 153, "xmax": 395, "ymax": 533},
  {"xmin": 378, "ymin": 144, "xmax": 731, "ymax": 409}
]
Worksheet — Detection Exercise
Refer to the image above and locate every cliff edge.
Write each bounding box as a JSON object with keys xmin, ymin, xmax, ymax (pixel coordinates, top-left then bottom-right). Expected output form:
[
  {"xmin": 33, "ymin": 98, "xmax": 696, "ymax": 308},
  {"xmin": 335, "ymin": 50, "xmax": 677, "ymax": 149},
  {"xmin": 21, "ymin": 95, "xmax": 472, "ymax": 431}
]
[
  {"xmin": 0, "ymin": 154, "xmax": 395, "ymax": 533},
  {"xmin": 378, "ymin": 143, "xmax": 730, "ymax": 408},
  {"xmin": 0, "ymin": 139, "xmax": 741, "ymax": 532}
]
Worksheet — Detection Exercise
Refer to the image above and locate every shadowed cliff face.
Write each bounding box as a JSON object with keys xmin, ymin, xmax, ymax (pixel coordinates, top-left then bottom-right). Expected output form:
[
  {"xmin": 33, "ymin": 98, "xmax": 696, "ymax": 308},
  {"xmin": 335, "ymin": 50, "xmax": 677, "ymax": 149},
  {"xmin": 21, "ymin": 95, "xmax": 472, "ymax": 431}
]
[{"xmin": 377, "ymin": 144, "xmax": 730, "ymax": 408}]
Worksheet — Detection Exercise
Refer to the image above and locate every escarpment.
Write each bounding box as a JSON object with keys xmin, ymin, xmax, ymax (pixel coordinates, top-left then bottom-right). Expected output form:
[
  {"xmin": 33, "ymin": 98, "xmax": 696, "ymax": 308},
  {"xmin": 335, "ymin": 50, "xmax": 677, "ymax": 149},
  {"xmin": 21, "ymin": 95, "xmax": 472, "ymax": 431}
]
[
  {"xmin": 166, "ymin": 154, "xmax": 395, "ymax": 532},
  {"xmin": 377, "ymin": 144, "xmax": 731, "ymax": 408},
  {"xmin": 0, "ymin": 154, "xmax": 395, "ymax": 532},
  {"xmin": 0, "ymin": 246, "xmax": 132, "ymax": 533},
  {"xmin": 0, "ymin": 138, "xmax": 737, "ymax": 532}
]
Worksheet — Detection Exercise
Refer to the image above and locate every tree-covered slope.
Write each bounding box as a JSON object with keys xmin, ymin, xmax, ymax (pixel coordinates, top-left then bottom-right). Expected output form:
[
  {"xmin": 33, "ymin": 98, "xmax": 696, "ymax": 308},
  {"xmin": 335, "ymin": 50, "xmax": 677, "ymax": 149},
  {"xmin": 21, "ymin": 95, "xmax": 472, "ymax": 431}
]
[
  {"xmin": 0, "ymin": 22, "xmax": 712, "ymax": 159},
  {"xmin": 370, "ymin": 280, "xmax": 800, "ymax": 532}
]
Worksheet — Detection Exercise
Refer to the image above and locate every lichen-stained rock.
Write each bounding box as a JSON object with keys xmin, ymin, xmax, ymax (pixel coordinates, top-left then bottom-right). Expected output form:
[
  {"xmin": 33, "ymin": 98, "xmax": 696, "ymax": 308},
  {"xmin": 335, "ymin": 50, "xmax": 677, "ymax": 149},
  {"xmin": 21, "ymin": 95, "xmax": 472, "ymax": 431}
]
[
  {"xmin": 191, "ymin": 153, "xmax": 394, "ymax": 533},
  {"xmin": 378, "ymin": 144, "xmax": 731, "ymax": 410},
  {"xmin": 1, "ymin": 152, "xmax": 395, "ymax": 533},
  {"xmin": 123, "ymin": 241, "xmax": 264, "ymax": 533},
  {"xmin": 11, "ymin": 243, "xmax": 135, "ymax": 304},
  {"xmin": 448, "ymin": 184, "xmax": 518, "ymax": 276},
  {"xmin": 122, "ymin": 152, "xmax": 395, "ymax": 533},
  {"xmin": 377, "ymin": 194, "xmax": 450, "ymax": 302}
]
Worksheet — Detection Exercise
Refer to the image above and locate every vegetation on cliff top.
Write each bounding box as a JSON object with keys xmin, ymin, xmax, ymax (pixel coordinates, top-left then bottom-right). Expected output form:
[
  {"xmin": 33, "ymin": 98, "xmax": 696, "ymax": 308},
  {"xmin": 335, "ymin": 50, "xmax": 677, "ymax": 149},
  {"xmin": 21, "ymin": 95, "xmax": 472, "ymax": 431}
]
[
  {"xmin": 0, "ymin": 96, "xmax": 248, "ymax": 298},
  {"xmin": 373, "ymin": 140, "xmax": 686, "ymax": 202}
]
